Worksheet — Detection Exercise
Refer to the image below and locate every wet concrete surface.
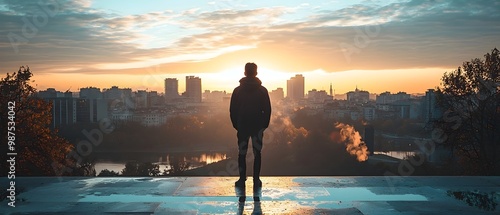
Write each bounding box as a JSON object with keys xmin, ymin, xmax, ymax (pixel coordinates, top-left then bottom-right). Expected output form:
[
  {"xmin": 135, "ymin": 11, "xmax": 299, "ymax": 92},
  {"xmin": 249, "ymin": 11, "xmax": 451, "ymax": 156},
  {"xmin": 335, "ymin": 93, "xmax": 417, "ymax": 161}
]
[{"xmin": 1, "ymin": 176, "xmax": 499, "ymax": 214}]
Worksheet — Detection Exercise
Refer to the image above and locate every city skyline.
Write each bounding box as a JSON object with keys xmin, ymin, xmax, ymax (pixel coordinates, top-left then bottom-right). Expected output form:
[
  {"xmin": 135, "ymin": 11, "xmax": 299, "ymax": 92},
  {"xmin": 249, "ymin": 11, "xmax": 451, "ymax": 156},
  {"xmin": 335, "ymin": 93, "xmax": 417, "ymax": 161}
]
[
  {"xmin": 1, "ymin": 1, "xmax": 499, "ymax": 94},
  {"xmin": 37, "ymin": 74, "xmax": 428, "ymax": 98}
]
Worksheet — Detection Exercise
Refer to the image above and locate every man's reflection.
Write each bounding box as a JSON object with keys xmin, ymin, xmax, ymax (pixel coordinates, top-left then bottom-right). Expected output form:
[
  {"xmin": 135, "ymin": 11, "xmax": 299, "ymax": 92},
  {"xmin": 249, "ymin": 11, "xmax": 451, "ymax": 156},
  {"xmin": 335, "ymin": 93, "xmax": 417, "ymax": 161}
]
[
  {"xmin": 235, "ymin": 186, "xmax": 263, "ymax": 215},
  {"xmin": 236, "ymin": 185, "xmax": 246, "ymax": 215},
  {"xmin": 252, "ymin": 187, "xmax": 262, "ymax": 214}
]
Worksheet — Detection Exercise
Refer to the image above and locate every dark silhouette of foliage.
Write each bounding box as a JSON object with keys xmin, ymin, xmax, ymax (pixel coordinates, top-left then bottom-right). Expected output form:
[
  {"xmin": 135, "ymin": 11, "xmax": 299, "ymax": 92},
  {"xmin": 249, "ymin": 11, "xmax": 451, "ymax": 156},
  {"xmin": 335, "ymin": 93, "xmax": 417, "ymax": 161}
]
[
  {"xmin": 166, "ymin": 157, "xmax": 191, "ymax": 175},
  {"xmin": 98, "ymin": 169, "xmax": 120, "ymax": 177},
  {"xmin": 447, "ymin": 190, "xmax": 498, "ymax": 211},
  {"xmin": 0, "ymin": 66, "xmax": 74, "ymax": 176},
  {"xmin": 73, "ymin": 162, "xmax": 96, "ymax": 176},
  {"xmin": 121, "ymin": 162, "xmax": 140, "ymax": 176},
  {"xmin": 86, "ymin": 113, "xmax": 233, "ymax": 153},
  {"xmin": 436, "ymin": 48, "xmax": 500, "ymax": 175},
  {"xmin": 121, "ymin": 161, "xmax": 160, "ymax": 176},
  {"xmin": 138, "ymin": 162, "xmax": 160, "ymax": 176}
]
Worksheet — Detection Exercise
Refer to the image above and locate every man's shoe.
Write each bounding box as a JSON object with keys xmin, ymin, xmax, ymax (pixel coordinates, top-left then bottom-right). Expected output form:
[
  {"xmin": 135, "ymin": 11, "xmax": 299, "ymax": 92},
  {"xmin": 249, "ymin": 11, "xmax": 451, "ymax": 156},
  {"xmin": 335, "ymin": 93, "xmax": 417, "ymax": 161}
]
[
  {"xmin": 253, "ymin": 178, "xmax": 262, "ymax": 187},
  {"xmin": 235, "ymin": 179, "xmax": 246, "ymax": 187}
]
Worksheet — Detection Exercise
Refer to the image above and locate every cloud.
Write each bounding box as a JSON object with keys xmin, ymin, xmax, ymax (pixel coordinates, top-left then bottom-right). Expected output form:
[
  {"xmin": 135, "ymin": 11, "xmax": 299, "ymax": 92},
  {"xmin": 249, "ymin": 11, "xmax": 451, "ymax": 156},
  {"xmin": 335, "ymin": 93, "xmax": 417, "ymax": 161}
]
[
  {"xmin": 253, "ymin": 0, "xmax": 500, "ymax": 71},
  {"xmin": 93, "ymin": 45, "xmax": 256, "ymax": 70},
  {"xmin": 0, "ymin": 0, "xmax": 140, "ymax": 72},
  {"xmin": 0, "ymin": 0, "xmax": 499, "ymax": 76}
]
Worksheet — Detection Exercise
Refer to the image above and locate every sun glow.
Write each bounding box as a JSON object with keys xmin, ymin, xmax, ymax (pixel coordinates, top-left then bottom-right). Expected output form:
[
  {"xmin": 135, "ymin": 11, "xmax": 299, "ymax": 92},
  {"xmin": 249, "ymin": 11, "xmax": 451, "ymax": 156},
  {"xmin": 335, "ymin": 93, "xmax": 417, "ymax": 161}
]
[{"xmin": 206, "ymin": 67, "xmax": 292, "ymax": 91}]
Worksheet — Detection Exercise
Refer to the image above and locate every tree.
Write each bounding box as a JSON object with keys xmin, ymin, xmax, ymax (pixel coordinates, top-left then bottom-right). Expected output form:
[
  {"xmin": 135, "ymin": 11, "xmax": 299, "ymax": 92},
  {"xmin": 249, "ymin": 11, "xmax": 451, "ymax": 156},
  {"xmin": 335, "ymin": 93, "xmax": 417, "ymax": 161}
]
[
  {"xmin": 138, "ymin": 162, "xmax": 160, "ymax": 176},
  {"xmin": 73, "ymin": 162, "xmax": 97, "ymax": 177},
  {"xmin": 121, "ymin": 161, "xmax": 160, "ymax": 176},
  {"xmin": 0, "ymin": 66, "xmax": 74, "ymax": 176},
  {"xmin": 165, "ymin": 156, "xmax": 191, "ymax": 175},
  {"xmin": 98, "ymin": 169, "xmax": 120, "ymax": 177},
  {"xmin": 436, "ymin": 48, "xmax": 500, "ymax": 175},
  {"xmin": 121, "ymin": 161, "xmax": 139, "ymax": 176}
]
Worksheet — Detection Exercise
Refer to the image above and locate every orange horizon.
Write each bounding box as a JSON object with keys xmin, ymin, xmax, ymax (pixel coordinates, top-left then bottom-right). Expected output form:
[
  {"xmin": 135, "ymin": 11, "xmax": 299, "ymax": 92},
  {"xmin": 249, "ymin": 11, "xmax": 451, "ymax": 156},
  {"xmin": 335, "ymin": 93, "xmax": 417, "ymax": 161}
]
[{"xmin": 30, "ymin": 67, "xmax": 448, "ymax": 96}]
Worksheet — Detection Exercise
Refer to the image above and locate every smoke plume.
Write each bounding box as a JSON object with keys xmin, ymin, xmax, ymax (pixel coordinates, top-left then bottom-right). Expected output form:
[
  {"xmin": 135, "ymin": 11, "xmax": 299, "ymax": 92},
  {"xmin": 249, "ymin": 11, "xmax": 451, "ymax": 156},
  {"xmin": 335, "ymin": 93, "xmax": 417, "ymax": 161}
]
[
  {"xmin": 264, "ymin": 110, "xmax": 308, "ymax": 145},
  {"xmin": 331, "ymin": 123, "xmax": 370, "ymax": 162}
]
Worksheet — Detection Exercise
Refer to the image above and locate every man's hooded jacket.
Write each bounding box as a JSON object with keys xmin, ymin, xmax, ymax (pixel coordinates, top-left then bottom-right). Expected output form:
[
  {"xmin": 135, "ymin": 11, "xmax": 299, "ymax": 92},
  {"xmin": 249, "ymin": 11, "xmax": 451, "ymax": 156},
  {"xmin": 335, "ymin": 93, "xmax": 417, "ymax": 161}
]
[{"xmin": 230, "ymin": 77, "xmax": 271, "ymax": 135}]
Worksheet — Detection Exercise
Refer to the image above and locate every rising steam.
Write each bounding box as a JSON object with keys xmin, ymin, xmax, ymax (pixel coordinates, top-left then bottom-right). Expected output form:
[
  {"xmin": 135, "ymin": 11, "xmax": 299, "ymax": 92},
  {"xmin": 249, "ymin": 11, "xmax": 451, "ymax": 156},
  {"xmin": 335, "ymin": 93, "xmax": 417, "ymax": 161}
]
[
  {"xmin": 331, "ymin": 123, "xmax": 370, "ymax": 162},
  {"xmin": 264, "ymin": 111, "xmax": 308, "ymax": 145}
]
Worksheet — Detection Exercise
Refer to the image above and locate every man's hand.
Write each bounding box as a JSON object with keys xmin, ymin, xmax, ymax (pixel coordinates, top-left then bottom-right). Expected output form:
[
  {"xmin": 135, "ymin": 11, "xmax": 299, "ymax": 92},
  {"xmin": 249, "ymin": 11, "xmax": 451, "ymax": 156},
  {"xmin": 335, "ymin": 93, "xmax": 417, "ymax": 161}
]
[{"xmin": 258, "ymin": 128, "xmax": 265, "ymax": 139}]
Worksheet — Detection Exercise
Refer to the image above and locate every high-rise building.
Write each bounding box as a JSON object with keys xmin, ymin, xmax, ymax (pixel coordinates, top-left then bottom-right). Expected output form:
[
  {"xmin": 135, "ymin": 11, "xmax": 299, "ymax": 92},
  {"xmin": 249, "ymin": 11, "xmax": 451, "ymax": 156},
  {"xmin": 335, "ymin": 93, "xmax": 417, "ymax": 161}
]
[
  {"xmin": 103, "ymin": 86, "xmax": 134, "ymax": 110},
  {"xmin": 41, "ymin": 96, "xmax": 107, "ymax": 128},
  {"xmin": 185, "ymin": 76, "xmax": 202, "ymax": 103},
  {"xmin": 75, "ymin": 98, "xmax": 108, "ymax": 124},
  {"xmin": 203, "ymin": 90, "xmax": 227, "ymax": 103},
  {"xmin": 103, "ymin": 86, "xmax": 132, "ymax": 100},
  {"xmin": 37, "ymin": 88, "xmax": 71, "ymax": 98},
  {"xmin": 347, "ymin": 86, "xmax": 370, "ymax": 104},
  {"xmin": 135, "ymin": 90, "xmax": 148, "ymax": 108},
  {"xmin": 423, "ymin": 89, "xmax": 442, "ymax": 123},
  {"xmin": 47, "ymin": 97, "xmax": 77, "ymax": 129},
  {"xmin": 148, "ymin": 91, "xmax": 162, "ymax": 107},
  {"xmin": 287, "ymin": 74, "xmax": 304, "ymax": 100},
  {"xmin": 164, "ymin": 78, "xmax": 179, "ymax": 100},
  {"xmin": 269, "ymin": 88, "xmax": 284, "ymax": 101},
  {"xmin": 79, "ymin": 87, "xmax": 102, "ymax": 99},
  {"xmin": 376, "ymin": 91, "xmax": 410, "ymax": 105},
  {"xmin": 307, "ymin": 89, "xmax": 330, "ymax": 102}
]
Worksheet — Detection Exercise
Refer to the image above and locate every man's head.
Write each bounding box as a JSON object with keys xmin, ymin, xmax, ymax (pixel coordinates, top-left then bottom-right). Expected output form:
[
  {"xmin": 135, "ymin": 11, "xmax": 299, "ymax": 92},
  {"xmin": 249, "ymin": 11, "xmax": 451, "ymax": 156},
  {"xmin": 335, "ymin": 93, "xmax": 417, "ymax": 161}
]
[{"xmin": 244, "ymin": 62, "xmax": 258, "ymax": 77}]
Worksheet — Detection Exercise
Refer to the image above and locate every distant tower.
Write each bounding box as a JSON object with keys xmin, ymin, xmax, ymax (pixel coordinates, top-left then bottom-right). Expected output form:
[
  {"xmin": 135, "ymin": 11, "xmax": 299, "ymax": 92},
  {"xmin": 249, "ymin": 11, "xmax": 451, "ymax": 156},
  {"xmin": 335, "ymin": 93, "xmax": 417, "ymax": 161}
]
[
  {"xmin": 286, "ymin": 74, "xmax": 305, "ymax": 100},
  {"xmin": 423, "ymin": 89, "xmax": 442, "ymax": 123},
  {"xmin": 329, "ymin": 83, "xmax": 333, "ymax": 97},
  {"xmin": 185, "ymin": 76, "xmax": 202, "ymax": 103},
  {"xmin": 164, "ymin": 78, "xmax": 179, "ymax": 100}
]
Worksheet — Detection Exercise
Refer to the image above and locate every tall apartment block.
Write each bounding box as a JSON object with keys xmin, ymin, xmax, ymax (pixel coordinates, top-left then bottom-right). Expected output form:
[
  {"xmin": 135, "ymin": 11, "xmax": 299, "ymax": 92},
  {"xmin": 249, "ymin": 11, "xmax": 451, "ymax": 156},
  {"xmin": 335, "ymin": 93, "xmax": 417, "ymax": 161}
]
[{"xmin": 287, "ymin": 74, "xmax": 305, "ymax": 100}]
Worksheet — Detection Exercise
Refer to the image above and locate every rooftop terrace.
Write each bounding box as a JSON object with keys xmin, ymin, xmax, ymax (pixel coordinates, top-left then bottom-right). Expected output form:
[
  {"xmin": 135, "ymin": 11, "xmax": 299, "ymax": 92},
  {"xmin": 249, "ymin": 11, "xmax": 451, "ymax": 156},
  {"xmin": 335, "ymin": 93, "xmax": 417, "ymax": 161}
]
[{"xmin": 1, "ymin": 176, "xmax": 499, "ymax": 214}]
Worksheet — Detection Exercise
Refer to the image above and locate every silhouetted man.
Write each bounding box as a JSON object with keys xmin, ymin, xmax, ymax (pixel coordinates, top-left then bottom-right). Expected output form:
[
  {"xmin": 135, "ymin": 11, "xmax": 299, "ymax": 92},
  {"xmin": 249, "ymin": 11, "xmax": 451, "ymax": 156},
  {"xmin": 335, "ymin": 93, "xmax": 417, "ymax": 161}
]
[{"xmin": 230, "ymin": 62, "xmax": 271, "ymax": 187}]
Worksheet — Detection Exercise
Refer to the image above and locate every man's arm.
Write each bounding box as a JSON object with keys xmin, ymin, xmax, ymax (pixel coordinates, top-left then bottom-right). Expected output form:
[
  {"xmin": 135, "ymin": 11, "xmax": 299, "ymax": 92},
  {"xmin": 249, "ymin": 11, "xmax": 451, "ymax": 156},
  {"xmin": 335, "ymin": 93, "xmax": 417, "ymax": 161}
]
[
  {"xmin": 229, "ymin": 88, "xmax": 239, "ymax": 129},
  {"xmin": 261, "ymin": 87, "xmax": 271, "ymax": 129}
]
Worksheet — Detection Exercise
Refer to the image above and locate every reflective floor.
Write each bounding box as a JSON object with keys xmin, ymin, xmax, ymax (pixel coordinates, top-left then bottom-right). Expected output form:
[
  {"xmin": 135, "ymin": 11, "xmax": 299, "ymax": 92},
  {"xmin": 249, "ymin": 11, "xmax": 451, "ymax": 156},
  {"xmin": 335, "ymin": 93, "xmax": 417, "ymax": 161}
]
[{"xmin": 1, "ymin": 176, "xmax": 499, "ymax": 214}]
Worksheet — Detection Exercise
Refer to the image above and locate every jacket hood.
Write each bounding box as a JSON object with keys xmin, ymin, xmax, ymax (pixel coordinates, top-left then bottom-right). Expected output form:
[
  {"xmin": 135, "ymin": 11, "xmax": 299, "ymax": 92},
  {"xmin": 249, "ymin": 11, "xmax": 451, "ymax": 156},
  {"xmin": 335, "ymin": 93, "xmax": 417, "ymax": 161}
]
[{"xmin": 239, "ymin": 77, "xmax": 262, "ymax": 88}]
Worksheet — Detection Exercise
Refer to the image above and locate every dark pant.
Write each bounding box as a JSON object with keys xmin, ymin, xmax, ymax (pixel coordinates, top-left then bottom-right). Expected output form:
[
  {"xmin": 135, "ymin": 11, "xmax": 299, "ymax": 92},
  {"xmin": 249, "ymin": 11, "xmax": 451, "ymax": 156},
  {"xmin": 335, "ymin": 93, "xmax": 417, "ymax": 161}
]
[{"xmin": 237, "ymin": 129, "xmax": 264, "ymax": 180}]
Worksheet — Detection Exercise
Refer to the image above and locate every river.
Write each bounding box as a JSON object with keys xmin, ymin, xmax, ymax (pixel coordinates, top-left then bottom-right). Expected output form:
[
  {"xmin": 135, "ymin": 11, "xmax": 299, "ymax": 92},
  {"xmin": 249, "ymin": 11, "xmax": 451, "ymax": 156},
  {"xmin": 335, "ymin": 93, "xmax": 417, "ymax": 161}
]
[
  {"xmin": 373, "ymin": 151, "xmax": 416, "ymax": 160},
  {"xmin": 94, "ymin": 152, "xmax": 227, "ymax": 174}
]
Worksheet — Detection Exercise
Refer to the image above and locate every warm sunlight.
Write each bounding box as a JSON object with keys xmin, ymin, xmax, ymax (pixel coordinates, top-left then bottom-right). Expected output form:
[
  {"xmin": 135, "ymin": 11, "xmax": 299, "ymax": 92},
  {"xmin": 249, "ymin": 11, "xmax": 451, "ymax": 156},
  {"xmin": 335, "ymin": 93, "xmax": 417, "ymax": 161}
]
[
  {"xmin": 186, "ymin": 66, "xmax": 293, "ymax": 93},
  {"xmin": 2, "ymin": 1, "xmax": 499, "ymax": 213}
]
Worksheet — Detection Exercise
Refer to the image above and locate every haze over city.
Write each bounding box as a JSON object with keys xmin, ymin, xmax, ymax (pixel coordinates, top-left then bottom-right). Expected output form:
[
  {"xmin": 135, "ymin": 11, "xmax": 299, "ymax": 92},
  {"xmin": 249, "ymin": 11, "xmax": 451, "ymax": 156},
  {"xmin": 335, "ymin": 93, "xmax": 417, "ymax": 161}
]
[
  {"xmin": 1, "ymin": 1, "xmax": 499, "ymax": 213},
  {"xmin": 1, "ymin": 0, "xmax": 499, "ymax": 94}
]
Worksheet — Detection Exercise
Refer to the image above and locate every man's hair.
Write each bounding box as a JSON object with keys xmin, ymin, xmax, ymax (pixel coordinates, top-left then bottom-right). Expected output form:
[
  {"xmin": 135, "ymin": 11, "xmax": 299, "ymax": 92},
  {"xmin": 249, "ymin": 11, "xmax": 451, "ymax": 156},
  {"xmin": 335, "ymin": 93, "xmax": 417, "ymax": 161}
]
[{"xmin": 244, "ymin": 62, "xmax": 258, "ymax": 77}]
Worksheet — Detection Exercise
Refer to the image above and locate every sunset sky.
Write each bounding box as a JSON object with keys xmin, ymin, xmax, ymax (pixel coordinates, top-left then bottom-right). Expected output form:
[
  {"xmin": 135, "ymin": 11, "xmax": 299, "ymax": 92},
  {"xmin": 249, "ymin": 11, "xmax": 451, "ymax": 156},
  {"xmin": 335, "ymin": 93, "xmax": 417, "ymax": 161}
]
[{"xmin": 1, "ymin": 0, "xmax": 499, "ymax": 94}]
